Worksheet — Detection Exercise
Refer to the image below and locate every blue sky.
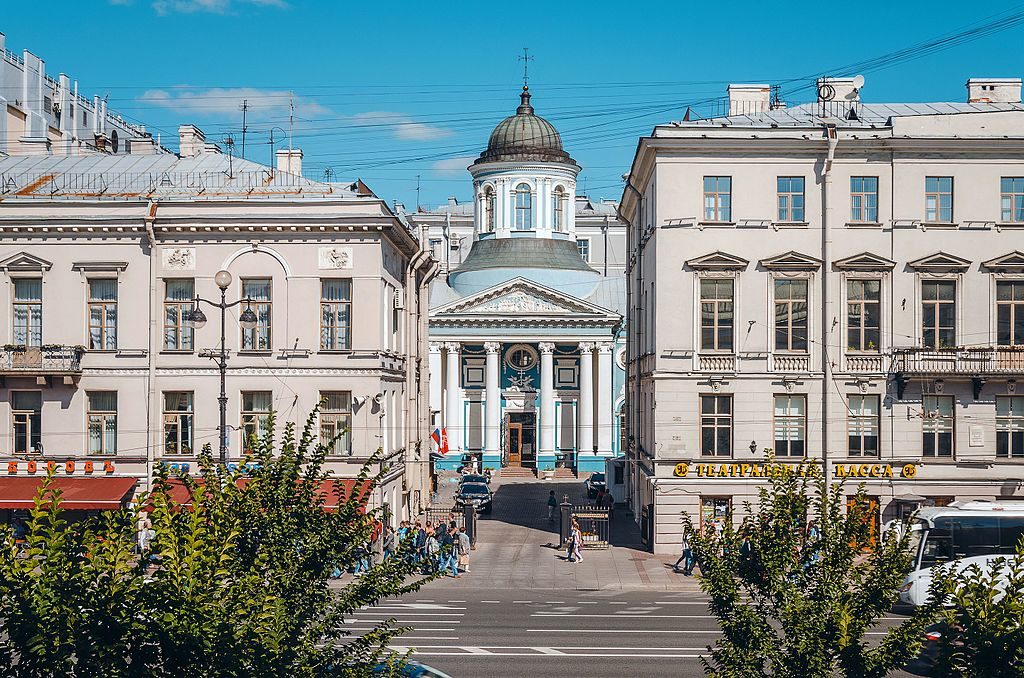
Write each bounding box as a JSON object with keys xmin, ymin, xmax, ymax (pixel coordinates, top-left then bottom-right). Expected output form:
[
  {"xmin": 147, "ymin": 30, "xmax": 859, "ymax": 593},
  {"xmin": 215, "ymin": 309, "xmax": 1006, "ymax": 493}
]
[{"xmin": 3, "ymin": 1, "xmax": 1024, "ymax": 207}]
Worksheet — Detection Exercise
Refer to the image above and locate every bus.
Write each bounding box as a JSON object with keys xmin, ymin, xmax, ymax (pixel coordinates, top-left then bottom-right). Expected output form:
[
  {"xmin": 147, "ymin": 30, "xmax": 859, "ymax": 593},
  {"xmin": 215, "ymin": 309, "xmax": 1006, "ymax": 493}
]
[{"xmin": 898, "ymin": 501, "xmax": 1024, "ymax": 607}]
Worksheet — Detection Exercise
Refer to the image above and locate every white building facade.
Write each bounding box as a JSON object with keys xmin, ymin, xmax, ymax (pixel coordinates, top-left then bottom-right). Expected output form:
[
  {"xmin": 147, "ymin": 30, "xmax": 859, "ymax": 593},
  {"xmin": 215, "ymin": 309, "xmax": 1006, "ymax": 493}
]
[{"xmin": 621, "ymin": 76, "xmax": 1024, "ymax": 552}]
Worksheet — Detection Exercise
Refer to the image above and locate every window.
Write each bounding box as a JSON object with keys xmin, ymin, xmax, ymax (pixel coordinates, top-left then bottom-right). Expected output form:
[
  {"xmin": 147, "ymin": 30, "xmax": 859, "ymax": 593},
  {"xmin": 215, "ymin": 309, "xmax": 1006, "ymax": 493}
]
[
  {"xmin": 997, "ymin": 395, "xmax": 1024, "ymax": 458},
  {"xmin": 925, "ymin": 176, "xmax": 953, "ymax": 222},
  {"xmin": 240, "ymin": 278, "xmax": 272, "ymax": 351},
  {"xmin": 483, "ymin": 186, "xmax": 496, "ymax": 231},
  {"xmin": 777, "ymin": 176, "xmax": 805, "ymax": 222},
  {"xmin": 922, "ymin": 395, "xmax": 954, "ymax": 458},
  {"xmin": 88, "ymin": 279, "xmax": 117, "ymax": 350},
  {"xmin": 1001, "ymin": 177, "xmax": 1024, "ymax": 222},
  {"xmin": 241, "ymin": 391, "xmax": 272, "ymax": 452},
  {"xmin": 552, "ymin": 186, "xmax": 567, "ymax": 231},
  {"xmin": 320, "ymin": 279, "xmax": 352, "ymax": 350},
  {"xmin": 320, "ymin": 391, "xmax": 352, "ymax": 456},
  {"xmin": 850, "ymin": 176, "xmax": 878, "ymax": 222},
  {"xmin": 505, "ymin": 344, "xmax": 537, "ymax": 371},
  {"xmin": 163, "ymin": 280, "xmax": 194, "ymax": 351},
  {"xmin": 700, "ymin": 395, "xmax": 732, "ymax": 457},
  {"xmin": 847, "ymin": 279, "xmax": 881, "ymax": 352},
  {"xmin": 576, "ymin": 238, "xmax": 590, "ymax": 263},
  {"xmin": 997, "ymin": 281, "xmax": 1024, "ymax": 346},
  {"xmin": 12, "ymin": 279, "xmax": 42, "ymax": 347},
  {"xmin": 703, "ymin": 176, "xmax": 731, "ymax": 222},
  {"xmin": 162, "ymin": 391, "xmax": 194, "ymax": 455},
  {"xmin": 11, "ymin": 392, "xmax": 41, "ymax": 455},
  {"xmin": 774, "ymin": 279, "xmax": 808, "ymax": 352},
  {"xmin": 514, "ymin": 183, "xmax": 533, "ymax": 230},
  {"xmin": 700, "ymin": 279, "xmax": 734, "ymax": 352},
  {"xmin": 847, "ymin": 395, "xmax": 880, "ymax": 457},
  {"xmin": 922, "ymin": 280, "xmax": 956, "ymax": 349},
  {"xmin": 87, "ymin": 391, "xmax": 117, "ymax": 456},
  {"xmin": 773, "ymin": 394, "xmax": 806, "ymax": 457}
]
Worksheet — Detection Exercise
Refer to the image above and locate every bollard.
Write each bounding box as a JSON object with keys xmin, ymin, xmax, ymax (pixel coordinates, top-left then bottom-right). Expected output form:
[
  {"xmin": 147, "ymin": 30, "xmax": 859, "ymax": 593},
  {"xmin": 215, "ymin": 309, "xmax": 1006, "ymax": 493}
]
[
  {"xmin": 463, "ymin": 502, "xmax": 477, "ymax": 549},
  {"xmin": 559, "ymin": 496, "xmax": 572, "ymax": 548}
]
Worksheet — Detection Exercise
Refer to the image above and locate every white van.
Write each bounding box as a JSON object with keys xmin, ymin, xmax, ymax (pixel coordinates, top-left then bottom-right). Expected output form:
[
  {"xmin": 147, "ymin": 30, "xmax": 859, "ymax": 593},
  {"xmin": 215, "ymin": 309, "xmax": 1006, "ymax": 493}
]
[{"xmin": 899, "ymin": 500, "xmax": 1024, "ymax": 606}]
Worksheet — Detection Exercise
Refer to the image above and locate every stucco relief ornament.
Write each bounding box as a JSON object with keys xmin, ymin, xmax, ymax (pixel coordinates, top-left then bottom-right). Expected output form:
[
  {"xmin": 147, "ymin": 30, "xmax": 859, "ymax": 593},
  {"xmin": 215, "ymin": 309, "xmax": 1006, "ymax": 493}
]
[
  {"xmin": 508, "ymin": 374, "xmax": 534, "ymax": 390},
  {"xmin": 318, "ymin": 246, "xmax": 353, "ymax": 270},
  {"xmin": 163, "ymin": 248, "xmax": 195, "ymax": 271},
  {"xmin": 474, "ymin": 291, "xmax": 563, "ymax": 314}
]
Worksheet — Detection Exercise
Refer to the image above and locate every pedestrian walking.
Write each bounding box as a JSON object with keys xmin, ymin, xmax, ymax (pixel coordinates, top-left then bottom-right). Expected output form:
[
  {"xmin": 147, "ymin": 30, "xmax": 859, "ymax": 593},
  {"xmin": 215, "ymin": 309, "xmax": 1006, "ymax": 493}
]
[
  {"xmin": 382, "ymin": 525, "xmax": 396, "ymax": 560},
  {"xmin": 673, "ymin": 528, "xmax": 694, "ymax": 576},
  {"xmin": 457, "ymin": 526, "xmax": 471, "ymax": 573},
  {"xmin": 568, "ymin": 519, "xmax": 584, "ymax": 563},
  {"xmin": 602, "ymin": 489, "xmax": 615, "ymax": 517},
  {"xmin": 424, "ymin": 528, "xmax": 440, "ymax": 574},
  {"xmin": 547, "ymin": 490, "xmax": 558, "ymax": 521}
]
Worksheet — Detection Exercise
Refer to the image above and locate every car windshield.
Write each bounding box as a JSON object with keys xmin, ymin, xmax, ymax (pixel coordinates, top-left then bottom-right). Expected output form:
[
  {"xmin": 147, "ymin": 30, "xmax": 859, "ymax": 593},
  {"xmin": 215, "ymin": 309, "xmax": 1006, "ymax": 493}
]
[
  {"xmin": 461, "ymin": 475, "xmax": 487, "ymax": 484},
  {"xmin": 591, "ymin": 473, "xmax": 606, "ymax": 483},
  {"xmin": 461, "ymin": 484, "xmax": 489, "ymax": 495}
]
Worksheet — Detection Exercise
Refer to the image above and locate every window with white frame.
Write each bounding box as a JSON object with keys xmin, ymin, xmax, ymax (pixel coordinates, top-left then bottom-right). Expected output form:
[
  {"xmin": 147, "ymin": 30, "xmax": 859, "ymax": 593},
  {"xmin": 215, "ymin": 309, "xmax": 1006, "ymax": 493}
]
[
  {"xmin": 241, "ymin": 391, "xmax": 272, "ymax": 451},
  {"xmin": 997, "ymin": 395, "xmax": 1024, "ymax": 458},
  {"xmin": 921, "ymin": 280, "xmax": 956, "ymax": 349},
  {"xmin": 320, "ymin": 391, "xmax": 352, "ymax": 456},
  {"xmin": 700, "ymin": 278, "xmax": 734, "ymax": 352},
  {"xmin": 12, "ymin": 391, "xmax": 42, "ymax": 455},
  {"xmin": 514, "ymin": 183, "xmax": 533, "ymax": 230},
  {"xmin": 847, "ymin": 394, "xmax": 879, "ymax": 457},
  {"xmin": 703, "ymin": 176, "xmax": 731, "ymax": 222},
  {"xmin": 88, "ymin": 279, "xmax": 118, "ymax": 350},
  {"xmin": 87, "ymin": 391, "xmax": 117, "ymax": 456},
  {"xmin": 700, "ymin": 395, "xmax": 732, "ymax": 457},
  {"xmin": 925, "ymin": 176, "xmax": 953, "ymax": 222},
  {"xmin": 483, "ymin": 185, "xmax": 496, "ymax": 231},
  {"xmin": 163, "ymin": 391, "xmax": 194, "ymax": 455},
  {"xmin": 847, "ymin": 279, "xmax": 881, "ymax": 352},
  {"xmin": 552, "ymin": 186, "xmax": 567, "ymax": 231},
  {"xmin": 774, "ymin": 278, "xmax": 808, "ymax": 352},
  {"xmin": 12, "ymin": 279, "xmax": 42, "ymax": 347},
  {"xmin": 163, "ymin": 280, "xmax": 194, "ymax": 351},
  {"xmin": 576, "ymin": 238, "xmax": 590, "ymax": 263},
  {"xmin": 850, "ymin": 176, "xmax": 879, "ymax": 222},
  {"xmin": 922, "ymin": 395, "xmax": 954, "ymax": 458},
  {"xmin": 240, "ymin": 278, "xmax": 272, "ymax": 351},
  {"xmin": 1001, "ymin": 177, "xmax": 1024, "ymax": 222},
  {"xmin": 777, "ymin": 176, "xmax": 805, "ymax": 222},
  {"xmin": 773, "ymin": 394, "xmax": 806, "ymax": 457},
  {"xmin": 997, "ymin": 280, "xmax": 1024, "ymax": 346},
  {"xmin": 320, "ymin": 279, "xmax": 352, "ymax": 350}
]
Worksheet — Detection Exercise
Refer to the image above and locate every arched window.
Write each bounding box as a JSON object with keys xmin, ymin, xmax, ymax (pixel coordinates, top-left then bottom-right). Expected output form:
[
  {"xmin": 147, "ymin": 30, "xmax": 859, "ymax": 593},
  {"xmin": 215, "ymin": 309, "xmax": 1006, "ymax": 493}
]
[
  {"xmin": 483, "ymin": 186, "xmax": 495, "ymax": 231},
  {"xmin": 552, "ymin": 186, "xmax": 566, "ymax": 231},
  {"xmin": 514, "ymin": 183, "xmax": 533, "ymax": 230}
]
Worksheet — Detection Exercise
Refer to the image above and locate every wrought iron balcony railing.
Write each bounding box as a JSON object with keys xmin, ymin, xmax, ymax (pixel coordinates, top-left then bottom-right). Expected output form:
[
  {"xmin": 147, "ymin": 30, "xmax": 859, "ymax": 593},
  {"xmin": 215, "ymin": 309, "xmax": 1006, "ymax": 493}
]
[
  {"xmin": 892, "ymin": 346, "xmax": 1024, "ymax": 375},
  {"xmin": 0, "ymin": 345, "xmax": 84, "ymax": 375}
]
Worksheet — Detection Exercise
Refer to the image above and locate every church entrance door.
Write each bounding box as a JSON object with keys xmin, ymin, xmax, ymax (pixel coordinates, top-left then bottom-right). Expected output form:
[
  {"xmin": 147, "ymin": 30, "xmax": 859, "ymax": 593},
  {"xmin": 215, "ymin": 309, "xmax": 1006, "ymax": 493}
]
[
  {"xmin": 506, "ymin": 412, "xmax": 536, "ymax": 468},
  {"xmin": 507, "ymin": 423, "xmax": 523, "ymax": 466}
]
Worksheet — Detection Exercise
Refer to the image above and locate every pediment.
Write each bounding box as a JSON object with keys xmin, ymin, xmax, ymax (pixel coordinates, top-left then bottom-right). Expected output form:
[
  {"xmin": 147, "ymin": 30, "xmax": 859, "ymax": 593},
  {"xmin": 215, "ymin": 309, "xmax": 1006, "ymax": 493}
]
[
  {"xmin": 759, "ymin": 250, "xmax": 822, "ymax": 271},
  {"xmin": 907, "ymin": 252, "xmax": 972, "ymax": 272},
  {"xmin": 685, "ymin": 251, "xmax": 749, "ymax": 271},
  {"xmin": 0, "ymin": 252, "xmax": 52, "ymax": 272},
  {"xmin": 431, "ymin": 278, "xmax": 616, "ymax": 320},
  {"xmin": 982, "ymin": 251, "xmax": 1024, "ymax": 272},
  {"xmin": 833, "ymin": 252, "xmax": 897, "ymax": 271}
]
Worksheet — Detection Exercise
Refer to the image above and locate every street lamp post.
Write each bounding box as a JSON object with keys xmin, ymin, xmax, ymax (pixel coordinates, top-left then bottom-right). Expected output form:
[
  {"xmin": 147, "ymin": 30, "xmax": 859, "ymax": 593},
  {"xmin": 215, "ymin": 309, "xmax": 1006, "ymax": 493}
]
[{"xmin": 184, "ymin": 269, "xmax": 259, "ymax": 465}]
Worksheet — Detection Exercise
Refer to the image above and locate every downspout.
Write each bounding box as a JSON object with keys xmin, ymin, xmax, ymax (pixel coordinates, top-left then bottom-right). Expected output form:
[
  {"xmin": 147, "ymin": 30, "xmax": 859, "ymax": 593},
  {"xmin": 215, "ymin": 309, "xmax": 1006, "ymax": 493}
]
[
  {"xmin": 602, "ymin": 216, "xmax": 609, "ymax": 277},
  {"xmin": 821, "ymin": 125, "xmax": 838, "ymax": 488},
  {"xmin": 144, "ymin": 199, "xmax": 159, "ymax": 492},
  {"xmin": 619, "ymin": 178, "xmax": 644, "ymax": 515}
]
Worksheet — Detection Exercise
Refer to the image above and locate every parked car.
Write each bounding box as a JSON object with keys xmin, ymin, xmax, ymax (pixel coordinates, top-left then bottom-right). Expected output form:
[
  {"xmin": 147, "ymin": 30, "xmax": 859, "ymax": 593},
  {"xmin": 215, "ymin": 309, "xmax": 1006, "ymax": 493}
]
[
  {"xmin": 585, "ymin": 472, "xmax": 607, "ymax": 499},
  {"xmin": 373, "ymin": 660, "xmax": 453, "ymax": 677},
  {"xmin": 459, "ymin": 473, "xmax": 490, "ymax": 487},
  {"xmin": 455, "ymin": 482, "xmax": 493, "ymax": 513}
]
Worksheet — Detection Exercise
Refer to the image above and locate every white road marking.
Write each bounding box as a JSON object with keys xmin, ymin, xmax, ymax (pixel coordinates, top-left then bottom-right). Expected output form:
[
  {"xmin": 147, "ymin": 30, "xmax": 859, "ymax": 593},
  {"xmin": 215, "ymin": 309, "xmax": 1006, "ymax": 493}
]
[
  {"xmin": 447, "ymin": 600, "xmax": 466, "ymax": 603},
  {"xmin": 343, "ymin": 620, "xmax": 461, "ymax": 625},
  {"xmin": 350, "ymin": 612, "xmax": 464, "ymax": 616},
  {"xmin": 533, "ymin": 647, "xmax": 566, "ymax": 655},
  {"xmin": 346, "ymin": 628, "xmax": 458, "ymax": 633},
  {"xmin": 533, "ymin": 613, "xmax": 710, "ymax": 619},
  {"xmin": 653, "ymin": 601, "xmax": 711, "ymax": 605},
  {"xmin": 401, "ymin": 651, "xmax": 703, "ymax": 658},
  {"xmin": 526, "ymin": 629, "xmax": 719, "ymax": 634},
  {"xmin": 513, "ymin": 600, "xmax": 532, "ymax": 603},
  {"xmin": 460, "ymin": 646, "xmax": 493, "ymax": 654},
  {"xmin": 480, "ymin": 600, "xmax": 501, "ymax": 603},
  {"xmin": 359, "ymin": 605, "xmax": 466, "ymax": 610}
]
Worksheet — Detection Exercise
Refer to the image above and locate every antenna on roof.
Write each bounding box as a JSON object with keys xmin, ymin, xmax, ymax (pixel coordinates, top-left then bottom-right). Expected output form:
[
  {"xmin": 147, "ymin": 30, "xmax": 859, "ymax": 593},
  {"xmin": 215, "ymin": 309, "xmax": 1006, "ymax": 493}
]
[
  {"xmin": 416, "ymin": 174, "xmax": 421, "ymax": 211},
  {"xmin": 224, "ymin": 134, "xmax": 235, "ymax": 178},
  {"xmin": 770, "ymin": 85, "xmax": 782, "ymax": 110},
  {"xmin": 288, "ymin": 92, "xmax": 294, "ymax": 152},
  {"xmin": 240, "ymin": 99, "xmax": 249, "ymax": 160},
  {"xmin": 323, "ymin": 167, "xmax": 334, "ymax": 182}
]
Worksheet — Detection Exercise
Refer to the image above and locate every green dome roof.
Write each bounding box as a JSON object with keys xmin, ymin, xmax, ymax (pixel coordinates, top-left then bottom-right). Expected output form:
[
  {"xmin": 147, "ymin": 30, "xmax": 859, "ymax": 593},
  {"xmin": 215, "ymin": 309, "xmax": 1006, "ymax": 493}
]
[{"xmin": 474, "ymin": 88, "xmax": 576, "ymax": 165}]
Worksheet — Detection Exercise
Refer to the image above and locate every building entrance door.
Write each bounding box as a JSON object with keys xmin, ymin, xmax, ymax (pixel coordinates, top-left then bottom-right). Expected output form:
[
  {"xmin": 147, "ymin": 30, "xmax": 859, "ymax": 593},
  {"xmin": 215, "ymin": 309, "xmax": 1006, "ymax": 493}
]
[
  {"xmin": 506, "ymin": 412, "xmax": 536, "ymax": 467},
  {"xmin": 507, "ymin": 423, "xmax": 523, "ymax": 466}
]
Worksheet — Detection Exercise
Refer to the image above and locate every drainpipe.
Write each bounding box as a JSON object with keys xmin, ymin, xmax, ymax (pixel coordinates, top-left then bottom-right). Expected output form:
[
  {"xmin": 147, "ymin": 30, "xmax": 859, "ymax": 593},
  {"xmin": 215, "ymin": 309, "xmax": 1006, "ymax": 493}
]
[
  {"xmin": 405, "ymin": 223, "xmax": 437, "ymax": 517},
  {"xmin": 602, "ymin": 216, "xmax": 609, "ymax": 277},
  {"xmin": 144, "ymin": 199, "xmax": 159, "ymax": 492},
  {"xmin": 821, "ymin": 125, "xmax": 838, "ymax": 487},
  {"xmin": 619, "ymin": 178, "xmax": 644, "ymax": 516}
]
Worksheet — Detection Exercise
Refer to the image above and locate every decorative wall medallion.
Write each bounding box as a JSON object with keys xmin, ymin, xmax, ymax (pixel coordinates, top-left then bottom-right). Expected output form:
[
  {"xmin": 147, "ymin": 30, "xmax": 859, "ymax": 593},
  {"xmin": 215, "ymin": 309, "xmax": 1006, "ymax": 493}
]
[
  {"xmin": 318, "ymin": 246, "xmax": 353, "ymax": 270},
  {"xmin": 162, "ymin": 248, "xmax": 195, "ymax": 271}
]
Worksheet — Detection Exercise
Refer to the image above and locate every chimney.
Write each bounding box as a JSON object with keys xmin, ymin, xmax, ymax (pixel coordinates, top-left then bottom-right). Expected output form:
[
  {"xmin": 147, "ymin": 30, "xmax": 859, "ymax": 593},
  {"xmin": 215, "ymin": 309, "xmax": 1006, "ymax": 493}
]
[
  {"xmin": 817, "ymin": 77, "xmax": 863, "ymax": 103},
  {"xmin": 178, "ymin": 124, "xmax": 205, "ymax": 158},
  {"xmin": 967, "ymin": 78, "xmax": 1022, "ymax": 103},
  {"xmin": 727, "ymin": 84, "xmax": 771, "ymax": 116},
  {"xmin": 129, "ymin": 134, "xmax": 158, "ymax": 155},
  {"xmin": 276, "ymin": 148, "xmax": 303, "ymax": 176}
]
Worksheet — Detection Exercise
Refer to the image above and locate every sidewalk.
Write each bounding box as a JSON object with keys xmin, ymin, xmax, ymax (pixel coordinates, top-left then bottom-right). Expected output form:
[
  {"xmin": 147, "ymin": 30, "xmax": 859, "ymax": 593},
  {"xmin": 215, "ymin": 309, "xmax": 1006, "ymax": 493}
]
[{"xmin": 425, "ymin": 475, "xmax": 703, "ymax": 591}]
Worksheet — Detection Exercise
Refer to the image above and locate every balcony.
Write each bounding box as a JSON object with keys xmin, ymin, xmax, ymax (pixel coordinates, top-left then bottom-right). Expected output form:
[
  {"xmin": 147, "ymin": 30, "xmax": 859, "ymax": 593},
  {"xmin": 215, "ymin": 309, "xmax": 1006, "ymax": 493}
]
[
  {"xmin": 698, "ymin": 354, "xmax": 736, "ymax": 372},
  {"xmin": 772, "ymin": 354, "xmax": 811, "ymax": 373},
  {"xmin": 0, "ymin": 345, "xmax": 84, "ymax": 383},
  {"xmin": 892, "ymin": 347, "xmax": 1024, "ymax": 376},
  {"xmin": 846, "ymin": 354, "xmax": 886, "ymax": 373}
]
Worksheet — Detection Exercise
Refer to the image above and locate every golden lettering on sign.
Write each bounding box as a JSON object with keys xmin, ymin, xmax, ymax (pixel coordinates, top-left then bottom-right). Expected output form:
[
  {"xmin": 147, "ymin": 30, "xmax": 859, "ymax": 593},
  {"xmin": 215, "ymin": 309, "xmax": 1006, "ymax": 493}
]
[{"xmin": 673, "ymin": 462, "xmax": 822, "ymax": 478}]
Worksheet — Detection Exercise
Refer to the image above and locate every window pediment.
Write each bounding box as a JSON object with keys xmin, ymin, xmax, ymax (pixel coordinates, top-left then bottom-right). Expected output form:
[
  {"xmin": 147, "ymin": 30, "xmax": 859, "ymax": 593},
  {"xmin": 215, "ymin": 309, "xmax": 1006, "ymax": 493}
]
[
  {"xmin": 0, "ymin": 252, "xmax": 52, "ymax": 272},
  {"xmin": 908, "ymin": 252, "xmax": 971, "ymax": 273},
  {"xmin": 685, "ymin": 251, "xmax": 749, "ymax": 271},
  {"xmin": 833, "ymin": 252, "xmax": 896, "ymax": 272},
  {"xmin": 759, "ymin": 251, "xmax": 822, "ymax": 271},
  {"xmin": 982, "ymin": 251, "xmax": 1024, "ymax": 273}
]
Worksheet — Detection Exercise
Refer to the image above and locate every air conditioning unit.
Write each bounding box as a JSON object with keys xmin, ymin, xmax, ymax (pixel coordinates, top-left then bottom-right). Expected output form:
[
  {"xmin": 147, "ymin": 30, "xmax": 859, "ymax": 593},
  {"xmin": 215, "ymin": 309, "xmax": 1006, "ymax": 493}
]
[{"xmin": 393, "ymin": 288, "xmax": 405, "ymax": 309}]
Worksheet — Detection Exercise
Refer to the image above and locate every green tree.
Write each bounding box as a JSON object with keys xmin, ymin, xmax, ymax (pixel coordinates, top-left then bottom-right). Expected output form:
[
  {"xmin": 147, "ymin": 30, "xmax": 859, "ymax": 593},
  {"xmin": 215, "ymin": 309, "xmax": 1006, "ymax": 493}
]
[
  {"xmin": 0, "ymin": 410, "xmax": 428, "ymax": 677},
  {"xmin": 684, "ymin": 465, "xmax": 943, "ymax": 677}
]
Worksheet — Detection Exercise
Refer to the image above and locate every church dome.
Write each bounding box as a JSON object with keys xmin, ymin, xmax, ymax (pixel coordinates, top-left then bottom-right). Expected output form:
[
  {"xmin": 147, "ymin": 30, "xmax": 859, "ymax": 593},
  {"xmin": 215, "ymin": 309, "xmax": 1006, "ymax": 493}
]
[{"xmin": 474, "ymin": 87, "xmax": 576, "ymax": 165}]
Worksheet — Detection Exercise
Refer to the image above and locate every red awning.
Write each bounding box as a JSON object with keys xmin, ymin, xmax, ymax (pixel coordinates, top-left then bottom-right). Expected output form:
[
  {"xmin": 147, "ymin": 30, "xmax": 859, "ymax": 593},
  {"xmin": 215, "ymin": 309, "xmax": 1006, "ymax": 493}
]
[
  {"xmin": 151, "ymin": 477, "xmax": 368, "ymax": 512},
  {"xmin": 0, "ymin": 477, "xmax": 138, "ymax": 511}
]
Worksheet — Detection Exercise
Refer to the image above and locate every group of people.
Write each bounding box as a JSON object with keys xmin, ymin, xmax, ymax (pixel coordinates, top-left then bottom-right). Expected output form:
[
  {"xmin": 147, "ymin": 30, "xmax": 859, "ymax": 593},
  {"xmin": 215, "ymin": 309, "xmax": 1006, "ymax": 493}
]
[
  {"xmin": 592, "ymin": 487, "xmax": 615, "ymax": 515},
  {"xmin": 405, "ymin": 519, "xmax": 471, "ymax": 578}
]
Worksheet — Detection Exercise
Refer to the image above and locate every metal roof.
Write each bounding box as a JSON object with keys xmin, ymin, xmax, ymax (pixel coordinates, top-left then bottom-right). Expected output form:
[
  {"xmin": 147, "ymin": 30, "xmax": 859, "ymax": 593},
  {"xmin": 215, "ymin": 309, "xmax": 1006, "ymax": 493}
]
[
  {"xmin": 473, "ymin": 88, "xmax": 576, "ymax": 166},
  {"xmin": 0, "ymin": 152, "xmax": 360, "ymax": 200}
]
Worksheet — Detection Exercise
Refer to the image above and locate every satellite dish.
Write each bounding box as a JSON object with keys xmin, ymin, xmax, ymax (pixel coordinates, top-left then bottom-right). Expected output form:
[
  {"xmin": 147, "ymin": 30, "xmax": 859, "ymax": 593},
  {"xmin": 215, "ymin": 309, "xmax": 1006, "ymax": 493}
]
[{"xmin": 852, "ymin": 75, "xmax": 865, "ymax": 90}]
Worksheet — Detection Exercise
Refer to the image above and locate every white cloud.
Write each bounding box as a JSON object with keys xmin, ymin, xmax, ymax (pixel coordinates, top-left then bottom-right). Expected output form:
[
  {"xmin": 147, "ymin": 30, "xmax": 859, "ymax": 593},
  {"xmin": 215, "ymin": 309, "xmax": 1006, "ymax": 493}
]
[
  {"xmin": 432, "ymin": 156, "xmax": 476, "ymax": 176},
  {"xmin": 139, "ymin": 87, "xmax": 330, "ymax": 119},
  {"xmin": 350, "ymin": 112, "xmax": 454, "ymax": 142},
  {"xmin": 151, "ymin": 0, "xmax": 286, "ymax": 15}
]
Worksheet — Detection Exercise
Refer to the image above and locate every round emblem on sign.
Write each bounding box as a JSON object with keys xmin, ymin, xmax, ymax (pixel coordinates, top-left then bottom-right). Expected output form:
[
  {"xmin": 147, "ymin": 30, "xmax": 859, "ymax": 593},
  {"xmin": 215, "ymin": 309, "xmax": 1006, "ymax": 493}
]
[
  {"xmin": 901, "ymin": 464, "xmax": 917, "ymax": 478},
  {"xmin": 674, "ymin": 463, "xmax": 689, "ymax": 477}
]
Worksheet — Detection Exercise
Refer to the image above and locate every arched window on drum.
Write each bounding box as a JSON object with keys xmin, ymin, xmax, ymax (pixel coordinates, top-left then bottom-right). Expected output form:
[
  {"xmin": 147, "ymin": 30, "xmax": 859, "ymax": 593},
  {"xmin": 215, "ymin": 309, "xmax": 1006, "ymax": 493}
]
[{"xmin": 514, "ymin": 183, "xmax": 533, "ymax": 230}]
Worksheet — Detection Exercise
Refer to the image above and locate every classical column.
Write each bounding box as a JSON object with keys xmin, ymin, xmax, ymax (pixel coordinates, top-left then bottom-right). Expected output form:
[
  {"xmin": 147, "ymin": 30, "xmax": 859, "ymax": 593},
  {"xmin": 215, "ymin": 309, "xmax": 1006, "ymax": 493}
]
[
  {"xmin": 597, "ymin": 343, "xmax": 614, "ymax": 456},
  {"xmin": 444, "ymin": 342, "xmax": 462, "ymax": 456},
  {"xmin": 577, "ymin": 342, "xmax": 595, "ymax": 459},
  {"xmin": 428, "ymin": 342, "xmax": 442, "ymax": 419},
  {"xmin": 484, "ymin": 341, "xmax": 501, "ymax": 467},
  {"xmin": 538, "ymin": 342, "xmax": 556, "ymax": 468}
]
